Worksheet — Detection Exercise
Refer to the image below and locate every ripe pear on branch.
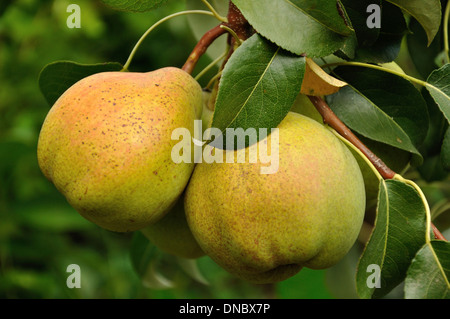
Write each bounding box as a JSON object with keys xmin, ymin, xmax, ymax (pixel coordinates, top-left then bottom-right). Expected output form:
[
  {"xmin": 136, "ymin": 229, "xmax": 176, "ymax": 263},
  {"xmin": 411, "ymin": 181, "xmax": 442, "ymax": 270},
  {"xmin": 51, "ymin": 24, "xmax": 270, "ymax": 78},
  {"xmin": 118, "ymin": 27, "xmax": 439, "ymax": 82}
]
[
  {"xmin": 37, "ymin": 67, "xmax": 203, "ymax": 232},
  {"xmin": 184, "ymin": 112, "xmax": 366, "ymax": 284}
]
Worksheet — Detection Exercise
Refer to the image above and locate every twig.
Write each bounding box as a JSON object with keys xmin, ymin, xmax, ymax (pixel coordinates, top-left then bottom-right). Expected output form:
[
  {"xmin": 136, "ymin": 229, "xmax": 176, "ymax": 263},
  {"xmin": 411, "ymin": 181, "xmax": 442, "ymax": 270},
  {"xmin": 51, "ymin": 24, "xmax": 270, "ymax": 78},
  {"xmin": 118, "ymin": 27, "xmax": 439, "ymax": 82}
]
[
  {"xmin": 308, "ymin": 95, "xmax": 447, "ymax": 241},
  {"xmin": 181, "ymin": 1, "xmax": 254, "ymax": 76},
  {"xmin": 226, "ymin": 1, "xmax": 254, "ymax": 42},
  {"xmin": 182, "ymin": 24, "xmax": 227, "ymax": 75},
  {"xmin": 307, "ymin": 95, "xmax": 396, "ymax": 179}
]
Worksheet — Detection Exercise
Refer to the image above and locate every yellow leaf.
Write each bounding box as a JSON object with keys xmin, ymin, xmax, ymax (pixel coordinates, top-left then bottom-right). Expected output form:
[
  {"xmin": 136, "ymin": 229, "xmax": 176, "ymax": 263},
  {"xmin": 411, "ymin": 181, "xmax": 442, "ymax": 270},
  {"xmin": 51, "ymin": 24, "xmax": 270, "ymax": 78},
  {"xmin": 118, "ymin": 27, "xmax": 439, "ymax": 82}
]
[{"xmin": 300, "ymin": 58, "xmax": 347, "ymax": 96}]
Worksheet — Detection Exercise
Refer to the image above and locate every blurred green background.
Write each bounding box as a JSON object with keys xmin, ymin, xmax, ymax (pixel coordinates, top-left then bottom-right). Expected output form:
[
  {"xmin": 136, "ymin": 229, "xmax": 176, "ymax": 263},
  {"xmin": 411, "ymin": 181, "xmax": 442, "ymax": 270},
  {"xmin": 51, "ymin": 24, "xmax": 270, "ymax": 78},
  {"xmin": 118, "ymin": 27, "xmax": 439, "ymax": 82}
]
[{"xmin": 0, "ymin": 0, "xmax": 448, "ymax": 299}]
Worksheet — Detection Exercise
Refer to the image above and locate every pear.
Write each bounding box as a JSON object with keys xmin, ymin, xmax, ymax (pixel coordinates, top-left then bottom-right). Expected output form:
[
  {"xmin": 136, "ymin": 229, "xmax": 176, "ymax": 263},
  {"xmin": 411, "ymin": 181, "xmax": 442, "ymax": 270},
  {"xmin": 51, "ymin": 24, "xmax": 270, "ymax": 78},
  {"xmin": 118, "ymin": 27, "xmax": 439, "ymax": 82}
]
[
  {"xmin": 184, "ymin": 112, "xmax": 366, "ymax": 284},
  {"xmin": 37, "ymin": 67, "xmax": 202, "ymax": 232},
  {"xmin": 290, "ymin": 94, "xmax": 379, "ymax": 206},
  {"xmin": 289, "ymin": 94, "xmax": 412, "ymax": 207},
  {"xmin": 140, "ymin": 194, "xmax": 205, "ymax": 259},
  {"xmin": 289, "ymin": 95, "xmax": 381, "ymax": 206}
]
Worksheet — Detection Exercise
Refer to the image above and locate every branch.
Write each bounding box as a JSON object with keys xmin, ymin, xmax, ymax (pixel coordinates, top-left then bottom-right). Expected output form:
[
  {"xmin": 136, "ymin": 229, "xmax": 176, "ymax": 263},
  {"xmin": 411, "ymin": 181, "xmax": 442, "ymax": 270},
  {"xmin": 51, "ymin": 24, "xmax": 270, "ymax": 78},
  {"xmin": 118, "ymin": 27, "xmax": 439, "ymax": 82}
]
[
  {"xmin": 181, "ymin": 2, "xmax": 254, "ymax": 76},
  {"xmin": 226, "ymin": 1, "xmax": 254, "ymax": 42},
  {"xmin": 308, "ymin": 95, "xmax": 448, "ymax": 242},
  {"xmin": 307, "ymin": 95, "xmax": 396, "ymax": 179},
  {"xmin": 182, "ymin": 24, "xmax": 227, "ymax": 75},
  {"xmin": 432, "ymin": 223, "xmax": 448, "ymax": 241}
]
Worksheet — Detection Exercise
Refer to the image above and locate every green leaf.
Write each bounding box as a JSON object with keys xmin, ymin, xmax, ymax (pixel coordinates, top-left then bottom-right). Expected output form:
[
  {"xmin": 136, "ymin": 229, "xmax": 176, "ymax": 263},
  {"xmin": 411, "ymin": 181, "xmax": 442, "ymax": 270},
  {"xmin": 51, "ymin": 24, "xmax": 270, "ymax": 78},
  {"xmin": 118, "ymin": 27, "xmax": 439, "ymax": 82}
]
[
  {"xmin": 130, "ymin": 231, "xmax": 159, "ymax": 278},
  {"xmin": 327, "ymin": 66, "xmax": 428, "ymax": 165},
  {"xmin": 417, "ymin": 88, "xmax": 449, "ymax": 180},
  {"xmin": 386, "ymin": 0, "xmax": 442, "ymax": 46},
  {"xmin": 210, "ymin": 34, "xmax": 306, "ymax": 148},
  {"xmin": 435, "ymin": 50, "xmax": 450, "ymax": 68},
  {"xmin": 100, "ymin": 0, "xmax": 168, "ymax": 12},
  {"xmin": 357, "ymin": 135, "xmax": 412, "ymax": 174},
  {"xmin": 356, "ymin": 179, "xmax": 428, "ymax": 299},
  {"xmin": 419, "ymin": 154, "xmax": 449, "ymax": 182},
  {"xmin": 353, "ymin": 1, "xmax": 407, "ymax": 63},
  {"xmin": 404, "ymin": 240, "xmax": 450, "ymax": 299},
  {"xmin": 407, "ymin": 17, "xmax": 443, "ymax": 79},
  {"xmin": 232, "ymin": 0, "xmax": 351, "ymax": 57},
  {"xmin": 340, "ymin": 0, "xmax": 381, "ymax": 47},
  {"xmin": 38, "ymin": 61, "xmax": 123, "ymax": 106},
  {"xmin": 419, "ymin": 87, "xmax": 448, "ymax": 157},
  {"xmin": 335, "ymin": 31, "xmax": 358, "ymax": 60},
  {"xmin": 426, "ymin": 64, "xmax": 450, "ymax": 123},
  {"xmin": 442, "ymin": 127, "xmax": 450, "ymax": 170},
  {"xmin": 290, "ymin": 0, "xmax": 354, "ymax": 36},
  {"xmin": 130, "ymin": 232, "xmax": 175, "ymax": 289}
]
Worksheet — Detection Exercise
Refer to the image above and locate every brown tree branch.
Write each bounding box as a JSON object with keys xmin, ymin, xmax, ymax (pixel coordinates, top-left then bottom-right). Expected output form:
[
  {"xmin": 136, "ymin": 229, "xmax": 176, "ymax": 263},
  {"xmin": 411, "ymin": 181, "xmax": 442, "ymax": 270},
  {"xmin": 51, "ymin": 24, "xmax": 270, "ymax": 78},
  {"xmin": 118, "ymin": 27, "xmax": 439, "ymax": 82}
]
[
  {"xmin": 184, "ymin": 2, "xmax": 448, "ymax": 242},
  {"xmin": 226, "ymin": 1, "xmax": 254, "ymax": 42},
  {"xmin": 308, "ymin": 95, "xmax": 396, "ymax": 179},
  {"xmin": 308, "ymin": 95, "xmax": 447, "ymax": 241},
  {"xmin": 182, "ymin": 24, "xmax": 227, "ymax": 75},
  {"xmin": 432, "ymin": 223, "xmax": 448, "ymax": 241},
  {"xmin": 182, "ymin": 1, "xmax": 254, "ymax": 76}
]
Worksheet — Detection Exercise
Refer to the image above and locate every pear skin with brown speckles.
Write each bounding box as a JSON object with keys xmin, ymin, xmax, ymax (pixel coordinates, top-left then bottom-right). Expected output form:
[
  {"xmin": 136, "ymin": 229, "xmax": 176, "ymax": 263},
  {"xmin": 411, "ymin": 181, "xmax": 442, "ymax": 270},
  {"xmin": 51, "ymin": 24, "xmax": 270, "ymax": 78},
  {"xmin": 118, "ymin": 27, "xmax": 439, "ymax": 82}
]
[
  {"xmin": 184, "ymin": 112, "xmax": 366, "ymax": 284},
  {"xmin": 37, "ymin": 67, "xmax": 202, "ymax": 232}
]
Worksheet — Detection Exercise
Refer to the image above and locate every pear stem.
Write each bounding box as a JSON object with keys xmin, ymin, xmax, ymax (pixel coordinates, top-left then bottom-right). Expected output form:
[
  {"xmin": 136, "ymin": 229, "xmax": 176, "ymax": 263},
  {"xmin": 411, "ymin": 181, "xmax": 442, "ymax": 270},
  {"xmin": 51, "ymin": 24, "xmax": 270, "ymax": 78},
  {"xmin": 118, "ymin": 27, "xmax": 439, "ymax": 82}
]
[
  {"xmin": 194, "ymin": 50, "xmax": 227, "ymax": 81},
  {"xmin": 320, "ymin": 61, "xmax": 429, "ymax": 87},
  {"xmin": 219, "ymin": 24, "xmax": 243, "ymax": 46},
  {"xmin": 200, "ymin": 0, "xmax": 228, "ymax": 23},
  {"xmin": 122, "ymin": 10, "xmax": 216, "ymax": 72}
]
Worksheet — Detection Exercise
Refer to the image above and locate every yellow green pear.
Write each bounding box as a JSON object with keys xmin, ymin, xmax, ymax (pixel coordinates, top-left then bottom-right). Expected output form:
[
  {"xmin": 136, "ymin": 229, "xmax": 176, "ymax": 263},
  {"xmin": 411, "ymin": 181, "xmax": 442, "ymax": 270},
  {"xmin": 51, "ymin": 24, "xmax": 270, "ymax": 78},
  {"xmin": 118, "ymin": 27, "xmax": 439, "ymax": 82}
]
[
  {"xmin": 184, "ymin": 112, "xmax": 366, "ymax": 284},
  {"xmin": 289, "ymin": 93, "xmax": 411, "ymax": 207},
  {"xmin": 290, "ymin": 93, "xmax": 380, "ymax": 204},
  {"xmin": 140, "ymin": 194, "xmax": 205, "ymax": 259},
  {"xmin": 37, "ymin": 67, "xmax": 202, "ymax": 232}
]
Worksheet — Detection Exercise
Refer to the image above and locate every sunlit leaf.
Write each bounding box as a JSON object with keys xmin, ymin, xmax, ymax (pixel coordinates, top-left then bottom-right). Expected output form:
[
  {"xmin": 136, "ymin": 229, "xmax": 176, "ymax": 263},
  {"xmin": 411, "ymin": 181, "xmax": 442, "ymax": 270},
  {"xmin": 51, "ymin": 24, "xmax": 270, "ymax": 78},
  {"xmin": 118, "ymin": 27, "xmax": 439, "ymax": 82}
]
[
  {"xmin": 426, "ymin": 64, "xmax": 450, "ymax": 123},
  {"xmin": 232, "ymin": 0, "xmax": 351, "ymax": 57},
  {"xmin": 211, "ymin": 34, "xmax": 305, "ymax": 148}
]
